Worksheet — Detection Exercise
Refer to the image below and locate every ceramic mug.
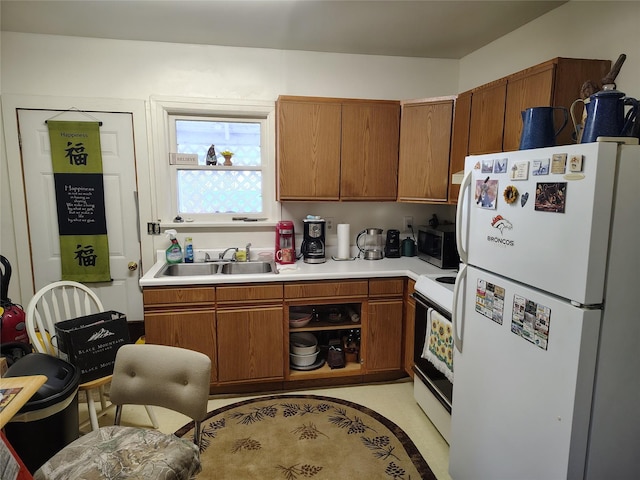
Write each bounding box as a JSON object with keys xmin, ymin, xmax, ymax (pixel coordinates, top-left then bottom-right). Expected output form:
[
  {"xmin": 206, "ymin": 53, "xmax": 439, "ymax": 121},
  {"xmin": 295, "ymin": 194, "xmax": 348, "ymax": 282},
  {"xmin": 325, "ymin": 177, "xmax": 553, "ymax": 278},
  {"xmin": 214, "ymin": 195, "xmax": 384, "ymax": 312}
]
[{"xmin": 276, "ymin": 248, "xmax": 294, "ymax": 263}]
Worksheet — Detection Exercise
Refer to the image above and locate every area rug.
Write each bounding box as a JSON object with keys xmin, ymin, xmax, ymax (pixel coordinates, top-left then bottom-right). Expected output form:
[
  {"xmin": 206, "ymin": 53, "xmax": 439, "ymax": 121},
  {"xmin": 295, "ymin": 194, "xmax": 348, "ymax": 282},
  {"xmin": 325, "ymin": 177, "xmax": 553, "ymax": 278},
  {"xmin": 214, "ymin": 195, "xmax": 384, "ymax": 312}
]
[{"xmin": 175, "ymin": 394, "xmax": 436, "ymax": 480}]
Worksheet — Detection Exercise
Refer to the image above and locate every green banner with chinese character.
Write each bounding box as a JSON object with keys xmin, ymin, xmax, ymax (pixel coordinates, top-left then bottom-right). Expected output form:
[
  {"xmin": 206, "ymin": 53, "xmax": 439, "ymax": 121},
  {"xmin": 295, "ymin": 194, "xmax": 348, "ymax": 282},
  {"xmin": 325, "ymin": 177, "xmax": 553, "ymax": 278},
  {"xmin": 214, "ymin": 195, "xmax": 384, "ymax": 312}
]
[{"xmin": 48, "ymin": 120, "xmax": 111, "ymax": 282}]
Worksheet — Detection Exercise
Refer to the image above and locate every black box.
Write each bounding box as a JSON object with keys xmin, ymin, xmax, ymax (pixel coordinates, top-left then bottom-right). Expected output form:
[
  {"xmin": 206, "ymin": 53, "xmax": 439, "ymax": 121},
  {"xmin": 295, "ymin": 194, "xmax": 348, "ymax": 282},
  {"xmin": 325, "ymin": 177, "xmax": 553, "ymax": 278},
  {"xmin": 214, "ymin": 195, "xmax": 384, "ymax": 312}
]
[{"xmin": 54, "ymin": 311, "xmax": 130, "ymax": 383}]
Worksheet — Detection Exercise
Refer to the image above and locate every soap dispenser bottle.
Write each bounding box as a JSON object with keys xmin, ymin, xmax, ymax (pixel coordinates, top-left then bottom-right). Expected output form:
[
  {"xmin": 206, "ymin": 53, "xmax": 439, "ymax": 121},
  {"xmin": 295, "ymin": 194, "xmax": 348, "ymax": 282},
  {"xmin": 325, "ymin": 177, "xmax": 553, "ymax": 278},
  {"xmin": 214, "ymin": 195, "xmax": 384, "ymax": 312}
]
[{"xmin": 184, "ymin": 237, "xmax": 194, "ymax": 263}]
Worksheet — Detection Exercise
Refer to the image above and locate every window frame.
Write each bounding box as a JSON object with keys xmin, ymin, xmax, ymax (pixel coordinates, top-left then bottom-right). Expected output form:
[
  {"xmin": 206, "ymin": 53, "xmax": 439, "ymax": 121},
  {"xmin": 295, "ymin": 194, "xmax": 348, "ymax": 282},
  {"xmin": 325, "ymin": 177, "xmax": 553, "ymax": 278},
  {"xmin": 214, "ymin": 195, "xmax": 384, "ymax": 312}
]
[{"xmin": 149, "ymin": 96, "xmax": 278, "ymax": 227}]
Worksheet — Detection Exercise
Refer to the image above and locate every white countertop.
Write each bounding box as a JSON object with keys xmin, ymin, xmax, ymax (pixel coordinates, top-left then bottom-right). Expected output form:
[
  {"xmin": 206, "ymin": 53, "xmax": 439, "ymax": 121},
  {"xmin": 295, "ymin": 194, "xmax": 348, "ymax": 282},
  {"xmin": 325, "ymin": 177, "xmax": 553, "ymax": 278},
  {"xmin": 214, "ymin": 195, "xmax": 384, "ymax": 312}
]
[{"xmin": 140, "ymin": 254, "xmax": 456, "ymax": 287}]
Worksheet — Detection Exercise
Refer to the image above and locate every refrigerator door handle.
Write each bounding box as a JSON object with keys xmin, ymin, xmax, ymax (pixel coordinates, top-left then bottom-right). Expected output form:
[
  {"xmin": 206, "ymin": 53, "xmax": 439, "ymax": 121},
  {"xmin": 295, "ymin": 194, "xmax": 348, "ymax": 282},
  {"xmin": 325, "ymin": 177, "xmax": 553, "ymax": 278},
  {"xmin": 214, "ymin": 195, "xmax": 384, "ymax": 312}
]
[
  {"xmin": 456, "ymin": 169, "xmax": 472, "ymax": 264},
  {"xmin": 452, "ymin": 264, "xmax": 467, "ymax": 353}
]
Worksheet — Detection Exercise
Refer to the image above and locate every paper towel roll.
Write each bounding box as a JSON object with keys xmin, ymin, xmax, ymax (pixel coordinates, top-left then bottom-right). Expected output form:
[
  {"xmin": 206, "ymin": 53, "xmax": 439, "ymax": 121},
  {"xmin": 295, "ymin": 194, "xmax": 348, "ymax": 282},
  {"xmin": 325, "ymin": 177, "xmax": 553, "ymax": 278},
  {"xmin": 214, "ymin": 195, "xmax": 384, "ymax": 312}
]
[{"xmin": 337, "ymin": 224, "xmax": 350, "ymax": 259}]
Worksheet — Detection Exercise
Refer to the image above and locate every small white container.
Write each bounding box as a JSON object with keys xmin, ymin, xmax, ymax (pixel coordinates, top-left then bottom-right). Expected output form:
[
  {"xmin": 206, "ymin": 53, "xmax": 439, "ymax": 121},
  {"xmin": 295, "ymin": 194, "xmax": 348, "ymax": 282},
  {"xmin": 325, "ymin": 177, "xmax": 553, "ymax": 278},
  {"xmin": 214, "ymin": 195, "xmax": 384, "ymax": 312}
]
[
  {"xmin": 290, "ymin": 350, "xmax": 319, "ymax": 367},
  {"xmin": 290, "ymin": 332, "xmax": 318, "ymax": 355}
]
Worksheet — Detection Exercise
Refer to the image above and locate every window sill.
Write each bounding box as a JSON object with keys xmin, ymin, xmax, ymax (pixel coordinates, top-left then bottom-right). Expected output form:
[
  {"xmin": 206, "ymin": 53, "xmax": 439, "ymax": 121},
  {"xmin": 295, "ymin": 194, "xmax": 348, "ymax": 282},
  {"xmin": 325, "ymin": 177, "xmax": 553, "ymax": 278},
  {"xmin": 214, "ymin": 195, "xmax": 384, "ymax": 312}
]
[{"xmin": 160, "ymin": 220, "xmax": 278, "ymax": 229}]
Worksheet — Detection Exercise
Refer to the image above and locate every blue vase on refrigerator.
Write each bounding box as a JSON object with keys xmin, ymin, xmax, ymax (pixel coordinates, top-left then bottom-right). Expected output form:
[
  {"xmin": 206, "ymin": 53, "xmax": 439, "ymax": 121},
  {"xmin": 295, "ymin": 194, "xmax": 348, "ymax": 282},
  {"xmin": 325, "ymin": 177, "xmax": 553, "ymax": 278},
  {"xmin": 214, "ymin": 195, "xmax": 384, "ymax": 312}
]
[{"xmin": 449, "ymin": 141, "xmax": 640, "ymax": 479}]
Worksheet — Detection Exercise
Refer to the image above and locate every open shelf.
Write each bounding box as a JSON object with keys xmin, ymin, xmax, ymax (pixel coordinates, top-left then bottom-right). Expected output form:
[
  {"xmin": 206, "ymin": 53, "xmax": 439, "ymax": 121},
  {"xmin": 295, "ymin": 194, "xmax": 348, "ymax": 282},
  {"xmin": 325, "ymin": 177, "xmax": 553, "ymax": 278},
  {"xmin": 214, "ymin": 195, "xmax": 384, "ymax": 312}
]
[{"xmin": 288, "ymin": 360, "xmax": 361, "ymax": 379}]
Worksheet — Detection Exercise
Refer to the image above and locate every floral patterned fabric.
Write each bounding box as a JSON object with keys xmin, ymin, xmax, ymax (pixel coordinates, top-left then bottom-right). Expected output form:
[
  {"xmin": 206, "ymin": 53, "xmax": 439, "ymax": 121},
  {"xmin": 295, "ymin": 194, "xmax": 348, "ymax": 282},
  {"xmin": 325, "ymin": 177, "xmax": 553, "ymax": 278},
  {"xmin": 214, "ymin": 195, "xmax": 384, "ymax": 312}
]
[
  {"xmin": 421, "ymin": 308, "xmax": 454, "ymax": 382},
  {"xmin": 34, "ymin": 426, "xmax": 200, "ymax": 480},
  {"xmin": 175, "ymin": 394, "xmax": 436, "ymax": 480}
]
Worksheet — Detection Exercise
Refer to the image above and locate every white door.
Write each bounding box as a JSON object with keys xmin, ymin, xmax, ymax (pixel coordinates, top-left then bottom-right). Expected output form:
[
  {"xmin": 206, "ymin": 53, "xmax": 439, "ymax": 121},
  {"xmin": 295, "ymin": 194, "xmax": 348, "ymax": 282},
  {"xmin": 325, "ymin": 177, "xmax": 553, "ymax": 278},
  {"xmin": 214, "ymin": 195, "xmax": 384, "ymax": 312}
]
[
  {"xmin": 17, "ymin": 109, "xmax": 144, "ymax": 320},
  {"xmin": 449, "ymin": 265, "xmax": 601, "ymax": 480}
]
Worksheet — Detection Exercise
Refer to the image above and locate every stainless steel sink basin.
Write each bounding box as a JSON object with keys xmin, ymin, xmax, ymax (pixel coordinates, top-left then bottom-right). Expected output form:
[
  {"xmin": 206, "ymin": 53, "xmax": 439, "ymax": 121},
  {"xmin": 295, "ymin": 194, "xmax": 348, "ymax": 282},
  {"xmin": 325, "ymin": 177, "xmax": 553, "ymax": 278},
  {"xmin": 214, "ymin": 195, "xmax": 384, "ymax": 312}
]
[
  {"xmin": 155, "ymin": 261, "xmax": 277, "ymax": 277},
  {"xmin": 220, "ymin": 261, "xmax": 276, "ymax": 274},
  {"xmin": 155, "ymin": 263, "xmax": 219, "ymax": 277}
]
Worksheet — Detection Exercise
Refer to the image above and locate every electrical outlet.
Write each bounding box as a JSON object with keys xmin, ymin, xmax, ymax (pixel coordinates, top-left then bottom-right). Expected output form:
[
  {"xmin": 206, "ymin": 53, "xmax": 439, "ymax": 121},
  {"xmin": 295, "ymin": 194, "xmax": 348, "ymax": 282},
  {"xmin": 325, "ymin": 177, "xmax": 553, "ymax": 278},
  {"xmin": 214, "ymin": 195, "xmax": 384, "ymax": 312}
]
[
  {"xmin": 325, "ymin": 217, "xmax": 334, "ymax": 232},
  {"xmin": 403, "ymin": 216, "xmax": 413, "ymax": 232}
]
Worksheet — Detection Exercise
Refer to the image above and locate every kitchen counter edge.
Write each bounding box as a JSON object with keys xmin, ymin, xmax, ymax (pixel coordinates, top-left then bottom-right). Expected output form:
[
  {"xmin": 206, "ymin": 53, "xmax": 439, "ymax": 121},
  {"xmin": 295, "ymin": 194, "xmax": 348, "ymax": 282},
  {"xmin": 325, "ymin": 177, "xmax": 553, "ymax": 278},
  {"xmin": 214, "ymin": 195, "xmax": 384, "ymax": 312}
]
[{"xmin": 139, "ymin": 257, "xmax": 450, "ymax": 287}]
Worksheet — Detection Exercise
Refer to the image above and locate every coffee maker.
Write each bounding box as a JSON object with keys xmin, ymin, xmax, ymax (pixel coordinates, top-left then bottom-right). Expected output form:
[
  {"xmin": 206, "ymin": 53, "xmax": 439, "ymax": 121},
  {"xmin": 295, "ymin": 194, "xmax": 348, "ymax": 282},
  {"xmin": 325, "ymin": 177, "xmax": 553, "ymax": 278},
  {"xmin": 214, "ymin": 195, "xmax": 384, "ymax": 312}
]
[
  {"xmin": 384, "ymin": 229, "xmax": 401, "ymax": 258},
  {"xmin": 301, "ymin": 217, "xmax": 326, "ymax": 264},
  {"xmin": 275, "ymin": 220, "xmax": 296, "ymax": 264}
]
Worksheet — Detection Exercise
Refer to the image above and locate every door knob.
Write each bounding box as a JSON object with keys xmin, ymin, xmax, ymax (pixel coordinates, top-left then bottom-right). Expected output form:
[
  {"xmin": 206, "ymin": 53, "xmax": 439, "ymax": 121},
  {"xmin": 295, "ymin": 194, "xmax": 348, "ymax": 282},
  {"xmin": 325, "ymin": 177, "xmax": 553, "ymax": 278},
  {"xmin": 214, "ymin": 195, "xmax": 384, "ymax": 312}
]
[{"xmin": 128, "ymin": 261, "xmax": 138, "ymax": 271}]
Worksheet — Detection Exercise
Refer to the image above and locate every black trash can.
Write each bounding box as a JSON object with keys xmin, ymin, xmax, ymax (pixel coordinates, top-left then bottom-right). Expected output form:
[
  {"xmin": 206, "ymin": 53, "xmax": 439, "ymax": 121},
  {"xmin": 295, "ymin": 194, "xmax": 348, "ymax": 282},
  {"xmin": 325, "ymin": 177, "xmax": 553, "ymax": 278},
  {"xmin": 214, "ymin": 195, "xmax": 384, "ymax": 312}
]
[{"xmin": 4, "ymin": 353, "xmax": 80, "ymax": 473}]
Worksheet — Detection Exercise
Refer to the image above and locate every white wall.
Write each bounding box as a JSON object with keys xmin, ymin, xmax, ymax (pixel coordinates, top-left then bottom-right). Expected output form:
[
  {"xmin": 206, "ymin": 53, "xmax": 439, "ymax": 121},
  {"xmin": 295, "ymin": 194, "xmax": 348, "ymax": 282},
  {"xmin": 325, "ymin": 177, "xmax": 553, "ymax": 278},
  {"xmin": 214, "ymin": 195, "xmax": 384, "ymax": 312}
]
[
  {"xmin": 0, "ymin": 32, "xmax": 458, "ymax": 303},
  {"xmin": 458, "ymin": 1, "xmax": 639, "ymax": 99}
]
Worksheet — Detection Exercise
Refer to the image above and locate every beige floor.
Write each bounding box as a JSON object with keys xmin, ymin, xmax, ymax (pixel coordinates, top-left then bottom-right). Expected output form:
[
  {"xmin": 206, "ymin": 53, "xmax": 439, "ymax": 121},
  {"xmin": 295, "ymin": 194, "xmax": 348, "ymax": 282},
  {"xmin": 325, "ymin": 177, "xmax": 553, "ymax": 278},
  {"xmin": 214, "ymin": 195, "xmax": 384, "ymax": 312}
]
[{"xmin": 81, "ymin": 379, "xmax": 452, "ymax": 480}]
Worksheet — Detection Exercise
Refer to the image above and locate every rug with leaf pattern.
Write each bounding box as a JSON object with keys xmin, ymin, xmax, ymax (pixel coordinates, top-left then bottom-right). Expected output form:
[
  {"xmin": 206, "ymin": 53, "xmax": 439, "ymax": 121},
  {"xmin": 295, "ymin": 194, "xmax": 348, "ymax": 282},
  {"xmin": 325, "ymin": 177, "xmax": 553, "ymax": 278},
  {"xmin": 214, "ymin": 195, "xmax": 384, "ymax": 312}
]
[{"xmin": 175, "ymin": 394, "xmax": 436, "ymax": 480}]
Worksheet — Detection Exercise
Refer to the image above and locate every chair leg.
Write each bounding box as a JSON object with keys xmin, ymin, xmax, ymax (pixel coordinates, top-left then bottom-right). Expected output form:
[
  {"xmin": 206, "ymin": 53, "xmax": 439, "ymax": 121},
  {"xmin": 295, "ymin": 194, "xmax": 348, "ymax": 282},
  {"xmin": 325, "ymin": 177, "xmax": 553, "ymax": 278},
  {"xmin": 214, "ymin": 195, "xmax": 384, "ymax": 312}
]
[
  {"xmin": 98, "ymin": 385, "xmax": 108, "ymax": 410},
  {"xmin": 145, "ymin": 405, "xmax": 159, "ymax": 429},
  {"xmin": 85, "ymin": 390, "xmax": 100, "ymax": 431}
]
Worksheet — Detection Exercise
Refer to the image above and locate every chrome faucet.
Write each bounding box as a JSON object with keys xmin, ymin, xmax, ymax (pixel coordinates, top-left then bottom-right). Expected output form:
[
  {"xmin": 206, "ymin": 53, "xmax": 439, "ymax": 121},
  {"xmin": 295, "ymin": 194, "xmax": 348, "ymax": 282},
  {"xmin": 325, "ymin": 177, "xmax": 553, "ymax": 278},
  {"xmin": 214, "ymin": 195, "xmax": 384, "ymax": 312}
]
[
  {"xmin": 219, "ymin": 247, "xmax": 238, "ymax": 261},
  {"xmin": 245, "ymin": 243, "xmax": 252, "ymax": 262}
]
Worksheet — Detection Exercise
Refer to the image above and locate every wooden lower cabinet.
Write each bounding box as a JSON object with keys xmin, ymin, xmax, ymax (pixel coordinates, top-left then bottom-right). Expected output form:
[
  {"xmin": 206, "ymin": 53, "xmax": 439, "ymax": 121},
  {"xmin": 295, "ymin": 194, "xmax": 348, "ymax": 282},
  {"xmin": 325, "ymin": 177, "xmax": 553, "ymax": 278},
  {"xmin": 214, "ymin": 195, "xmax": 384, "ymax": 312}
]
[
  {"xmin": 216, "ymin": 306, "xmax": 284, "ymax": 383},
  {"xmin": 144, "ymin": 277, "xmax": 410, "ymax": 391},
  {"xmin": 366, "ymin": 299, "xmax": 404, "ymax": 372},
  {"xmin": 144, "ymin": 309, "xmax": 217, "ymax": 383}
]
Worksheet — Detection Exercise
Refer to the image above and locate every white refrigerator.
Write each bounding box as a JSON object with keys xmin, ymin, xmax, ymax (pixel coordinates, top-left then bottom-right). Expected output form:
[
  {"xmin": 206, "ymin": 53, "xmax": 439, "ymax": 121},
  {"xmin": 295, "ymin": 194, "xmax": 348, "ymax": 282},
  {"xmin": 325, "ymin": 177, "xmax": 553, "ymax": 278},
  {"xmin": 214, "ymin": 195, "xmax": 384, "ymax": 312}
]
[{"xmin": 449, "ymin": 141, "xmax": 640, "ymax": 480}]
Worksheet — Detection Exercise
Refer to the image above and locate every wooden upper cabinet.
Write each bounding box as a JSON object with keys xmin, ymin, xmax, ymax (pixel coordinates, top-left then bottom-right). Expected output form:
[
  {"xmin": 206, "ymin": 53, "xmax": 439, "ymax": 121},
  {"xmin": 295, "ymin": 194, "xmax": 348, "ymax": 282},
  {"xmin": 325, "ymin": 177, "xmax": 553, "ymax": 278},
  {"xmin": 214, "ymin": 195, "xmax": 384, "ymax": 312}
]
[
  {"xmin": 276, "ymin": 96, "xmax": 400, "ymax": 201},
  {"xmin": 468, "ymin": 78, "xmax": 507, "ymax": 155},
  {"xmin": 449, "ymin": 90, "xmax": 472, "ymax": 203},
  {"xmin": 468, "ymin": 57, "xmax": 611, "ymax": 155},
  {"xmin": 502, "ymin": 62, "xmax": 555, "ymax": 152},
  {"xmin": 340, "ymin": 102, "xmax": 400, "ymax": 200},
  {"xmin": 397, "ymin": 98, "xmax": 454, "ymax": 203},
  {"xmin": 276, "ymin": 97, "xmax": 342, "ymax": 200}
]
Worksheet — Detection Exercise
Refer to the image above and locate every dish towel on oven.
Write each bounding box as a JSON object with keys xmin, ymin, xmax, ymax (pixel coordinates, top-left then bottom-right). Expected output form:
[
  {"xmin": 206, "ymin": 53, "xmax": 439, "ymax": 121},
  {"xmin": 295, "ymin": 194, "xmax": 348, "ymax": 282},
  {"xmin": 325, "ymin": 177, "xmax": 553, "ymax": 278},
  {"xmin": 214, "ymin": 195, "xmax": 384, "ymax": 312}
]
[{"xmin": 421, "ymin": 307, "xmax": 454, "ymax": 382}]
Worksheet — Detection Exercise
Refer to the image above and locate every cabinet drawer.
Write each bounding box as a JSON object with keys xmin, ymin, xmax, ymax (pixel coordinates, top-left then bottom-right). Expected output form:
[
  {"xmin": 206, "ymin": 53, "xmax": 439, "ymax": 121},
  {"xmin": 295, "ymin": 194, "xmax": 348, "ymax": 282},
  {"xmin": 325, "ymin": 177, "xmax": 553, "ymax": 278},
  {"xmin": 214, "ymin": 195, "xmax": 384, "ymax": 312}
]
[
  {"xmin": 143, "ymin": 287, "xmax": 215, "ymax": 306},
  {"xmin": 285, "ymin": 280, "xmax": 368, "ymax": 299},
  {"xmin": 216, "ymin": 284, "xmax": 283, "ymax": 304},
  {"xmin": 369, "ymin": 278, "xmax": 404, "ymax": 297}
]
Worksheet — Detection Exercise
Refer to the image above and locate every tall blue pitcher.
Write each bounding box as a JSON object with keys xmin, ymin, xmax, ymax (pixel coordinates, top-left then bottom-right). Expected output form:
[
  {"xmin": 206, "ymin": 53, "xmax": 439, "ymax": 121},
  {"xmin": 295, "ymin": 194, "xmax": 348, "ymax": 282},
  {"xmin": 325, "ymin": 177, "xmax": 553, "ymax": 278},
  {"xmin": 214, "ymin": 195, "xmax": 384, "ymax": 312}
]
[
  {"xmin": 580, "ymin": 89, "xmax": 639, "ymax": 143},
  {"xmin": 519, "ymin": 106, "xmax": 568, "ymax": 150}
]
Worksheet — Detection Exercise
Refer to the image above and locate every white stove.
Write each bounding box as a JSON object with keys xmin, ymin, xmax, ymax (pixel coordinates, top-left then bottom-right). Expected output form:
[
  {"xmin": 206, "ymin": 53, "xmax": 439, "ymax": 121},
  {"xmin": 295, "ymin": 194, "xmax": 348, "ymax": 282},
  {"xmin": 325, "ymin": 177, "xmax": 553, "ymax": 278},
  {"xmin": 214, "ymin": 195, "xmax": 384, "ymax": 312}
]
[
  {"xmin": 414, "ymin": 272, "xmax": 456, "ymax": 313},
  {"xmin": 412, "ymin": 270, "xmax": 457, "ymax": 444}
]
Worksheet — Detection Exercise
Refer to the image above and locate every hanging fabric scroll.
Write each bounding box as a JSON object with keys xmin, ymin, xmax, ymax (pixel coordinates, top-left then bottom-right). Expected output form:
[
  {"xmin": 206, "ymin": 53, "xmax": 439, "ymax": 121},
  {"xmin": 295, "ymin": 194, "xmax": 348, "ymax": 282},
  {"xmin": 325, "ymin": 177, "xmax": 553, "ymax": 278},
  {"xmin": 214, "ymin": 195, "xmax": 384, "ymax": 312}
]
[{"xmin": 47, "ymin": 120, "xmax": 111, "ymax": 282}]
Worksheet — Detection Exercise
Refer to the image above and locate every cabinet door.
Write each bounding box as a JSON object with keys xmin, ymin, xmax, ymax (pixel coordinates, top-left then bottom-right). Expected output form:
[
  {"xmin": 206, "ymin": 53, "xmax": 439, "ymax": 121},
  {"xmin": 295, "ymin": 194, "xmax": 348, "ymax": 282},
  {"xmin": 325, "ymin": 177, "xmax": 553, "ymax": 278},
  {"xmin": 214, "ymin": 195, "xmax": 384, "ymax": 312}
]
[
  {"xmin": 340, "ymin": 102, "xmax": 400, "ymax": 200},
  {"xmin": 217, "ymin": 306, "xmax": 284, "ymax": 383},
  {"xmin": 449, "ymin": 91, "xmax": 472, "ymax": 203},
  {"xmin": 397, "ymin": 100, "xmax": 453, "ymax": 203},
  {"xmin": 468, "ymin": 79, "xmax": 507, "ymax": 155},
  {"xmin": 276, "ymin": 98, "xmax": 341, "ymax": 200},
  {"xmin": 144, "ymin": 309, "xmax": 217, "ymax": 383},
  {"xmin": 365, "ymin": 300, "xmax": 403, "ymax": 372},
  {"xmin": 503, "ymin": 63, "xmax": 555, "ymax": 152}
]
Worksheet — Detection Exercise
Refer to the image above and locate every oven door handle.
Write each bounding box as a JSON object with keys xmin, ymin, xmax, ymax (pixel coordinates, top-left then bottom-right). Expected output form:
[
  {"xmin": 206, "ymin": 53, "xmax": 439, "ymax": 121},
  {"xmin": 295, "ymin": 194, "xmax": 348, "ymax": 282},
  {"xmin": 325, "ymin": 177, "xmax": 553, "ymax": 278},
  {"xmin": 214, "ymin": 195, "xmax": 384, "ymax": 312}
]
[{"xmin": 452, "ymin": 264, "xmax": 466, "ymax": 353}]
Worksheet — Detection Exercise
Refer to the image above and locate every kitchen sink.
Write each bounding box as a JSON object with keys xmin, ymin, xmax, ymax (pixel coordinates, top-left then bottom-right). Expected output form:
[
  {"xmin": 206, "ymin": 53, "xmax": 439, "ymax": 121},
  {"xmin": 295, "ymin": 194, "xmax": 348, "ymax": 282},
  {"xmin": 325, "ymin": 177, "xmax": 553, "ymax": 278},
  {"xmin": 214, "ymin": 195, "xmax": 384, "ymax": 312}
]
[
  {"xmin": 156, "ymin": 263, "xmax": 220, "ymax": 277},
  {"xmin": 219, "ymin": 261, "xmax": 276, "ymax": 274},
  {"xmin": 155, "ymin": 261, "xmax": 277, "ymax": 277}
]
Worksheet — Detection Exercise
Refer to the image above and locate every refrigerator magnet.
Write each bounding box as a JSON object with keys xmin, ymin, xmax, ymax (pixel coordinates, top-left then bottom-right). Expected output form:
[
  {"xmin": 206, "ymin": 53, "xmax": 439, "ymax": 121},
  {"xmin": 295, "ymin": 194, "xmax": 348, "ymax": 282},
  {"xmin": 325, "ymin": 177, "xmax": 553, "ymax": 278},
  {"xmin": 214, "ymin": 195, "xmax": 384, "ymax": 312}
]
[
  {"xmin": 532, "ymin": 158, "xmax": 550, "ymax": 175},
  {"xmin": 569, "ymin": 154, "xmax": 583, "ymax": 172},
  {"xmin": 509, "ymin": 161, "xmax": 529, "ymax": 180},
  {"xmin": 475, "ymin": 178, "xmax": 498, "ymax": 209},
  {"xmin": 481, "ymin": 159, "xmax": 495, "ymax": 173},
  {"xmin": 503, "ymin": 185, "xmax": 519, "ymax": 204},
  {"xmin": 493, "ymin": 158, "xmax": 508, "ymax": 174},
  {"xmin": 534, "ymin": 182, "xmax": 567, "ymax": 213},
  {"xmin": 551, "ymin": 153, "xmax": 567, "ymax": 174}
]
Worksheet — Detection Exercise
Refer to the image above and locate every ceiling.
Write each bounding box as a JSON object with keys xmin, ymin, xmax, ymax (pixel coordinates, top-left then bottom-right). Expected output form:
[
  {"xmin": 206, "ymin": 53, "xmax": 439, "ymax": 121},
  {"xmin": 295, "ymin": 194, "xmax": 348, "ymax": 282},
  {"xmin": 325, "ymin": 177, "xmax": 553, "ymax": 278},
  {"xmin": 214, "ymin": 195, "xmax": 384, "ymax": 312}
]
[{"xmin": 1, "ymin": 0, "xmax": 567, "ymax": 59}]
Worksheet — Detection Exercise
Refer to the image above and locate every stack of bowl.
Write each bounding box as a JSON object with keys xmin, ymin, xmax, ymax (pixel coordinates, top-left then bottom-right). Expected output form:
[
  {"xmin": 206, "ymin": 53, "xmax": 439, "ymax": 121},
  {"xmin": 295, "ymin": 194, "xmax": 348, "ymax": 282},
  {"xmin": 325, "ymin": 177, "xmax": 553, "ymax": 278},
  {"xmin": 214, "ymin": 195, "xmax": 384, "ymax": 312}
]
[{"xmin": 289, "ymin": 332, "xmax": 319, "ymax": 367}]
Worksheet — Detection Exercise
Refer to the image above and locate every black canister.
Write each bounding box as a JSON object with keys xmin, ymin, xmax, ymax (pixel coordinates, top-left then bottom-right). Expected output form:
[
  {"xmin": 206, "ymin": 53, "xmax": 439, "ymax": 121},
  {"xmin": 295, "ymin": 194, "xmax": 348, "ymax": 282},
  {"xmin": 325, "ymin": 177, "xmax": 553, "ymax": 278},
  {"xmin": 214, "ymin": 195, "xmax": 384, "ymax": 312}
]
[{"xmin": 401, "ymin": 237, "xmax": 416, "ymax": 257}]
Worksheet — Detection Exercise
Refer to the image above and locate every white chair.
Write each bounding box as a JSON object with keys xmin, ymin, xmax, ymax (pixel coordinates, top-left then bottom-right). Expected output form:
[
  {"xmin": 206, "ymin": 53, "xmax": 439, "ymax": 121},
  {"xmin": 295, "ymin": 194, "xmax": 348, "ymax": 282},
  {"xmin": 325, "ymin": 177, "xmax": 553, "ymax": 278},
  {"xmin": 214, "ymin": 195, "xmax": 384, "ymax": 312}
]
[
  {"xmin": 25, "ymin": 280, "xmax": 158, "ymax": 432},
  {"xmin": 34, "ymin": 344, "xmax": 212, "ymax": 480}
]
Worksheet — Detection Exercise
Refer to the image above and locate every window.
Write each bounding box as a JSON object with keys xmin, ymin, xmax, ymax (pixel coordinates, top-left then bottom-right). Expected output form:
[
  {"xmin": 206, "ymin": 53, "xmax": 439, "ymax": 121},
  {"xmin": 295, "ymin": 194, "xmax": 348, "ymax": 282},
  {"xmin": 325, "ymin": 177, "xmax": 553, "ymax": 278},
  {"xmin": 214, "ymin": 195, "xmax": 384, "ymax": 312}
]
[{"xmin": 151, "ymin": 97, "xmax": 277, "ymax": 226}]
